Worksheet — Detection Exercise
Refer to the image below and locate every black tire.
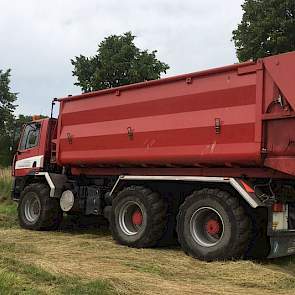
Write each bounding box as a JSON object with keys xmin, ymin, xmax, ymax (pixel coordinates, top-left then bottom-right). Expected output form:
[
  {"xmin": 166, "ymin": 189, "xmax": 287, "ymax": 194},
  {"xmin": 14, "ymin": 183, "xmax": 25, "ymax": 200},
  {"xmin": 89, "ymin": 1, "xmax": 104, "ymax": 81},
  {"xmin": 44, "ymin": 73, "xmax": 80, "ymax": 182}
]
[
  {"xmin": 176, "ymin": 188, "xmax": 251, "ymax": 261},
  {"xmin": 157, "ymin": 194, "xmax": 182, "ymax": 247},
  {"xmin": 18, "ymin": 183, "xmax": 63, "ymax": 230},
  {"xmin": 110, "ymin": 186, "xmax": 167, "ymax": 248}
]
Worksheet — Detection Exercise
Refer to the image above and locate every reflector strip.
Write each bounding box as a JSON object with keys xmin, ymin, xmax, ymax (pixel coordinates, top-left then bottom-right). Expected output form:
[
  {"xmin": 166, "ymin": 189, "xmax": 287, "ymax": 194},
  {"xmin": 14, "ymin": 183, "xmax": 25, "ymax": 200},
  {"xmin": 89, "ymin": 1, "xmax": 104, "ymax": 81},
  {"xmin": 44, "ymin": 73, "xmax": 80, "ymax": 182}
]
[{"xmin": 240, "ymin": 180, "xmax": 254, "ymax": 193}]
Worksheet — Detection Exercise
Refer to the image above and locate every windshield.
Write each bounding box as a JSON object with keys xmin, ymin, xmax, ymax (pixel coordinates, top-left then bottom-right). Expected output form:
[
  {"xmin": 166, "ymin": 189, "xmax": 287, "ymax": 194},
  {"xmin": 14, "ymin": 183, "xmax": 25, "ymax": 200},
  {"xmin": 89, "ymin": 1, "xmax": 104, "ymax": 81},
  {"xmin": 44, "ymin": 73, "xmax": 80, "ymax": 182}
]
[{"xmin": 19, "ymin": 122, "xmax": 41, "ymax": 150}]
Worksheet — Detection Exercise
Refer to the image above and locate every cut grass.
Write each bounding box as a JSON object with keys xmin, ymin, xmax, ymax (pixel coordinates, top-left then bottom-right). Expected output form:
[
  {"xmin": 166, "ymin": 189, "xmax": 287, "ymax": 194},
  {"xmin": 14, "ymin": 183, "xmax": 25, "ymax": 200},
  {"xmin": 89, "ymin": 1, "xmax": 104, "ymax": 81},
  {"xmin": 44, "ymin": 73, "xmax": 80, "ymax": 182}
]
[
  {"xmin": 0, "ymin": 208, "xmax": 295, "ymax": 295},
  {"xmin": 0, "ymin": 202, "xmax": 117, "ymax": 294},
  {"xmin": 1, "ymin": 170, "xmax": 295, "ymax": 294},
  {"xmin": 0, "ymin": 256, "xmax": 115, "ymax": 295},
  {"xmin": 124, "ymin": 261, "xmax": 166, "ymax": 276}
]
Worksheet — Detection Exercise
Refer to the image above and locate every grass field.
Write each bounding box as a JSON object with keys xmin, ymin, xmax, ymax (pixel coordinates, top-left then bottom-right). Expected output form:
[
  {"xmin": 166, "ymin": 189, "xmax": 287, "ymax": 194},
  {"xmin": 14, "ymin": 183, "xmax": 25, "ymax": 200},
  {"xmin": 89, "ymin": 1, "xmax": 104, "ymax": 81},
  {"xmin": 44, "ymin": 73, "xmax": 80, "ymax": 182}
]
[
  {"xmin": 1, "ymin": 169, "xmax": 295, "ymax": 294},
  {"xmin": 0, "ymin": 168, "xmax": 12, "ymax": 202}
]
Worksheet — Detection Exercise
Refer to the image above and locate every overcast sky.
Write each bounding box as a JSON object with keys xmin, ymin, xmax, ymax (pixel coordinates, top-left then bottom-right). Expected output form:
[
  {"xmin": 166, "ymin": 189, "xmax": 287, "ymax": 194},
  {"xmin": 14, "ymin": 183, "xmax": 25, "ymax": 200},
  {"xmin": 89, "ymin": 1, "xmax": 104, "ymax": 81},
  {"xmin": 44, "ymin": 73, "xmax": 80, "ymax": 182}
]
[{"xmin": 0, "ymin": 0, "xmax": 244, "ymax": 116}]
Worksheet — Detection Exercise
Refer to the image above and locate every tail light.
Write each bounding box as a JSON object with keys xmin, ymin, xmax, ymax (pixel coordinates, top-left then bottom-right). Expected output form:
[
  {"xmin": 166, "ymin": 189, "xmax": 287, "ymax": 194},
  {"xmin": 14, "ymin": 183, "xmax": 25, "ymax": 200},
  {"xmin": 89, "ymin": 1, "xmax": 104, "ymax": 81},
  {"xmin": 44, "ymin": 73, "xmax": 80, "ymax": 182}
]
[
  {"xmin": 272, "ymin": 202, "xmax": 288, "ymax": 231},
  {"xmin": 272, "ymin": 202, "xmax": 284, "ymax": 212}
]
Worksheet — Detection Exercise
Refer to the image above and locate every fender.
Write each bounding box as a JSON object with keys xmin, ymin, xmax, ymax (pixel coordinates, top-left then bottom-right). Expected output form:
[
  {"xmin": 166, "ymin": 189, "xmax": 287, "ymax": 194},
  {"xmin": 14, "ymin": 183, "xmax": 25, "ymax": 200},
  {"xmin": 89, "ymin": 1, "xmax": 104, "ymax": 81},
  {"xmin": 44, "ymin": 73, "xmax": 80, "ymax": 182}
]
[
  {"xmin": 109, "ymin": 175, "xmax": 263, "ymax": 208},
  {"xmin": 34, "ymin": 172, "xmax": 67, "ymax": 198}
]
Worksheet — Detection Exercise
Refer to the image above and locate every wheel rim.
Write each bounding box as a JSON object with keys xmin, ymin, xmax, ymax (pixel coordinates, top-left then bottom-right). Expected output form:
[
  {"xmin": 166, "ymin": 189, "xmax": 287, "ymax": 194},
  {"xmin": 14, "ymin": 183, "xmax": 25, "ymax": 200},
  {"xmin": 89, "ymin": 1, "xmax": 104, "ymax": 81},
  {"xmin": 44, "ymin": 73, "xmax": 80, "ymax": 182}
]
[
  {"xmin": 190, "ymin": 206, "xmax": 224, "ymax": 247},
  {"xmin": 24, "ymin": 193, "xmax": 41, "ymax": 223},
  {"xmin": 118, "ymin": 201, "xmax": 145, "ymax": 236}
]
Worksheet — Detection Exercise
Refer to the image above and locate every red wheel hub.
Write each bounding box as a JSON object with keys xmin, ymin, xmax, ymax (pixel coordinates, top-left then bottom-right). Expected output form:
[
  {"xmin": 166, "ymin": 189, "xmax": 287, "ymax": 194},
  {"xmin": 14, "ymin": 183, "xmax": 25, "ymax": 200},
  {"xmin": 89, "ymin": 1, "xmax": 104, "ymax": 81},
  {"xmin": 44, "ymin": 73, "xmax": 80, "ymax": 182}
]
[
  {"xmin": 132, "ymin": 210, "xmax": 143, "ymax": 226},
  {"xmin": 205, "ymin": 219, "xmax": 220, "ymax": 235}
]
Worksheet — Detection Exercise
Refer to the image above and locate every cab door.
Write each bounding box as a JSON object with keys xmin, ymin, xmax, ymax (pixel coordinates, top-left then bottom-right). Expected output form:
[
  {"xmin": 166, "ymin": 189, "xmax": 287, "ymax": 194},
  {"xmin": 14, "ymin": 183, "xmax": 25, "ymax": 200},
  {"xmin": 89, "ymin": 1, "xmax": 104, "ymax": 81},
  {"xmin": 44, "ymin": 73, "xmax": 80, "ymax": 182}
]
[{"xmin": 14, "ymin": 121, "xmax": 42, "ymax": 177}]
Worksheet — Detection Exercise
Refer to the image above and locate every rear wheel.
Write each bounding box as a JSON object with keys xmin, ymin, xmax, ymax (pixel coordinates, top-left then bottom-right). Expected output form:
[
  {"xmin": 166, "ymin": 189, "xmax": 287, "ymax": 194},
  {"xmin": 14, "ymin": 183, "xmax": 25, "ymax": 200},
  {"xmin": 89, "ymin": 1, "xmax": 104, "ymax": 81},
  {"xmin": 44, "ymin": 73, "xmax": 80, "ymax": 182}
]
[
  {"xmin": 110, "ymin": 186, "xmax": 167, "ymax": 248},
  {"xmin": 177, "ymin": 188, "xmax": 251, "ymax": 261},
  {"xmin": 18, "ymin": 183, "xmax": 63, "ymax": 230}
]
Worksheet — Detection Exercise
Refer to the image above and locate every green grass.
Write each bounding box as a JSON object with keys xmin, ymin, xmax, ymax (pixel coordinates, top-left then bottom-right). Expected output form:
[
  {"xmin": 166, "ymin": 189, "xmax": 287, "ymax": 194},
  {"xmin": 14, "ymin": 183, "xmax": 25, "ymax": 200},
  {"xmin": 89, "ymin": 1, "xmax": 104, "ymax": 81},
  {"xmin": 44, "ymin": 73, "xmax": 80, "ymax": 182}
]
[
  {"xmin": 0, "ymin": 168, "xmax": 18, "ymax": 229},
  {"xmin": 0, "ymin": 201, "xmax": 17, "ymax": 229},
  {"xmin": 0, "ymin": 168, "xmax": 12, "ymax": 202},
  {"xmin": 0, "ymin": 256, "xmax": 115, "ymax": 295},
  {"xmin": 0, "ymin": 202, "xmax": 16, "ymax": 215}
]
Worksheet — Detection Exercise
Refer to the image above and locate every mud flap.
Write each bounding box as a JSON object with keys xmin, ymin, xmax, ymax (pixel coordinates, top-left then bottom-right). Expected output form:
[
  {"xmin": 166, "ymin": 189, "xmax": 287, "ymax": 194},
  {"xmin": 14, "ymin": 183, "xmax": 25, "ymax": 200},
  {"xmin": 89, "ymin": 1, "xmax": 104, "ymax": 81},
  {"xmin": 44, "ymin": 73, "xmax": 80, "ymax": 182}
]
[
  {"xmin": 288, "ymin": 203, "xmax": 295, "ymax": 229},
  {"xmin": 268, "ymin": 234, "xmax": 295, "ymax": 258}
]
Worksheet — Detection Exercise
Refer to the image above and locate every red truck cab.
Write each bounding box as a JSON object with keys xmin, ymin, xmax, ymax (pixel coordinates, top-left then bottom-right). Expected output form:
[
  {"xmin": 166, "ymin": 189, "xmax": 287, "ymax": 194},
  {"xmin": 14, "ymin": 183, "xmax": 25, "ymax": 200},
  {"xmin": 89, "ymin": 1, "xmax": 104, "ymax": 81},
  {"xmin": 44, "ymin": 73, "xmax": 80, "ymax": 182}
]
[{"xmin": 13, "ymin": 118, "xmax": 57, "ymax": 177}]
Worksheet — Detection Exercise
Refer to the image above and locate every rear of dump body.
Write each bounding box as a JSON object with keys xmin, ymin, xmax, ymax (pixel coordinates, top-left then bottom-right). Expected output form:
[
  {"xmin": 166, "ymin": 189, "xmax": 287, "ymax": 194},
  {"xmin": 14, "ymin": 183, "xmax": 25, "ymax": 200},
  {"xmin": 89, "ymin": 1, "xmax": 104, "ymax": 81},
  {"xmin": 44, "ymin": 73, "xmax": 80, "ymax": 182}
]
[{"xmin": 56, "ymin": 51, "xmax": 295, "ymax": 177}]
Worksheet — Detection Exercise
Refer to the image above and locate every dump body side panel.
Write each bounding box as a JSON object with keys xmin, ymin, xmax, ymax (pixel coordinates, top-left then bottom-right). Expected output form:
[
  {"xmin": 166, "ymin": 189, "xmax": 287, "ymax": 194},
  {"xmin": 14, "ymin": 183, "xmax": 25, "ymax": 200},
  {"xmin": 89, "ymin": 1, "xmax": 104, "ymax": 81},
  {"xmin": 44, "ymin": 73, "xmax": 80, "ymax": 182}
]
[{"xmin": 56, "ymin": 64, "xmax": 261, "ymax": 168}]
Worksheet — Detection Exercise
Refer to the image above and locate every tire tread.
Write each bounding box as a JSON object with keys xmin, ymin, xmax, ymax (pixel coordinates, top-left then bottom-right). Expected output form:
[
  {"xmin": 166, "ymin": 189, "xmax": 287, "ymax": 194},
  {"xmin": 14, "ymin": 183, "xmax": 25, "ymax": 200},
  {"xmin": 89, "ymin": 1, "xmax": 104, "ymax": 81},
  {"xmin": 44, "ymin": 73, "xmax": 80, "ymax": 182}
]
[{"xmin": 18, "ymin": 183, "xmax": 62, "ymax": 231}]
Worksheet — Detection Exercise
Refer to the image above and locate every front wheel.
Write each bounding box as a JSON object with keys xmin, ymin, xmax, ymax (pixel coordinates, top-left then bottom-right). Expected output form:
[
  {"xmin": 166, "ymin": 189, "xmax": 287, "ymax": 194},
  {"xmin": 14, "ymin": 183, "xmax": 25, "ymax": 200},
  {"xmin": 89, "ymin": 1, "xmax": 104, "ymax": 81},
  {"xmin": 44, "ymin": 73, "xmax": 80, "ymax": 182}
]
[
  {"xmin": 18, "ymin": 183, "xmax": 63, "ymax": 230},
  {"xmin": 176, "ymin": 188, "xmax": 251, "ymax": 261}
]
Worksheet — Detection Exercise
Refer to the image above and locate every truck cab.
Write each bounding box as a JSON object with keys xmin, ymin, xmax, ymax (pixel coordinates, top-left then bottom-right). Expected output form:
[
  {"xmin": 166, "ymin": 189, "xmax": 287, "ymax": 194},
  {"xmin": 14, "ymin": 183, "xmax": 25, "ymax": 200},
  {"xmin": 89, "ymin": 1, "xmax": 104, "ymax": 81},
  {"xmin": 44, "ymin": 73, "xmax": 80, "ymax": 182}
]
[{"xmin": 12, "ymin": 118, "xmax": 57, "ymax": 199}]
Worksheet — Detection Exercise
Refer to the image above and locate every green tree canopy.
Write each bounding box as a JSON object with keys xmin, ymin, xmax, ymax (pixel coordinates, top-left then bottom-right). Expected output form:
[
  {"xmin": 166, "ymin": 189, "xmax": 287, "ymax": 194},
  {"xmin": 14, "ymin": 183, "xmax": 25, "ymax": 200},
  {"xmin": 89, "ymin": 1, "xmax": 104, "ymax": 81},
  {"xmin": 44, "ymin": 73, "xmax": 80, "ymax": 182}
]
[
  {"xmin": 71, "ymin": 32, "xmax": 169, "ymax": 92},
  {"xmin": 0, "ymin": 69, "xmax": 17, "ymax": 134},
  {"xmin": 0, "ymin": 70, "xmax": 45, "ymax": 166},
  {"xmin": 232, "ymin": 0, "xmax": 295, "ymax": 62},
  {"xmin": 0, "ymin": 114, "xmax": 39, "ymax": 167},
  {"xmin": 0, "ymin": 69, "xmax": 17, "ymax": 166}
]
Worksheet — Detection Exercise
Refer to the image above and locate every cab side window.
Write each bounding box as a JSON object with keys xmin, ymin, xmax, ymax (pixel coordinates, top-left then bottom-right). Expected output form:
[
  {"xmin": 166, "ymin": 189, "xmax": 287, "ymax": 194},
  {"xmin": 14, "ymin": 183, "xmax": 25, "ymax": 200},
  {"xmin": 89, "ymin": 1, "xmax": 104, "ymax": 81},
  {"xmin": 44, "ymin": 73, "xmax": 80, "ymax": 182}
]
[{"xmin": 19, "ymin": 123, "xmax": 41, "ymax": 150}]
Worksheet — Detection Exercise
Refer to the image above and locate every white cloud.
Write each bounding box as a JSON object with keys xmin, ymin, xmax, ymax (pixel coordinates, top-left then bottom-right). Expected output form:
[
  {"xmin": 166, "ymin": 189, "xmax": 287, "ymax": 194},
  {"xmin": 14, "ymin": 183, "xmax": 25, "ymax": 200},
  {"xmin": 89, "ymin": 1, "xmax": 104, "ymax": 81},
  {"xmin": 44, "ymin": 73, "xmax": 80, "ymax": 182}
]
[{"xmin": 0, "ymin": 0, "xmax": 244, "ymax": 116}]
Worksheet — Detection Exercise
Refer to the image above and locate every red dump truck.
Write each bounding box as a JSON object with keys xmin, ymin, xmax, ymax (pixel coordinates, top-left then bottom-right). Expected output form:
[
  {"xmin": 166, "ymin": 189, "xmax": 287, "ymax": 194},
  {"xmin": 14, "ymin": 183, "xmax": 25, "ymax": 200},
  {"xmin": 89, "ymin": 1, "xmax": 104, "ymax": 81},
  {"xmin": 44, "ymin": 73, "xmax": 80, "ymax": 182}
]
[{"xmin": 12, "ymin": 51, "xmax": 295, "ymax": 261}]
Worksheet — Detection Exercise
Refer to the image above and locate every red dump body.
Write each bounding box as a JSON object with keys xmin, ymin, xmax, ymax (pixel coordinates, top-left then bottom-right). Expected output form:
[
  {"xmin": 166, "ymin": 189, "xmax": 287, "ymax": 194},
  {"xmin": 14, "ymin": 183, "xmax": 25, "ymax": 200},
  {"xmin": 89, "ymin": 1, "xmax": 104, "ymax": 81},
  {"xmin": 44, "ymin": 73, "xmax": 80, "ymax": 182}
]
[{"xmin": 55, "ymin": 51, "xmax": 295, "ymax": 177}]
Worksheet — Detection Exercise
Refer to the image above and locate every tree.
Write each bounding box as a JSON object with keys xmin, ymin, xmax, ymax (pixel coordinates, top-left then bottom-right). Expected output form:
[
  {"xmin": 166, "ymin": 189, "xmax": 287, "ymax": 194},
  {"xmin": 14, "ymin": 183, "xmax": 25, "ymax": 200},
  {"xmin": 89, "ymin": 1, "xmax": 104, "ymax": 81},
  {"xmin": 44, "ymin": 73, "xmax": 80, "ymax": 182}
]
[
  {"xmin": 9, "ymin": 115, "xmax": 33, "ymax": 152},
  {"xmin": 232, "ymin": 0, "xmax": 295, "ymax": 62},
  {"xmin": 71, "ymin": 32, "xmax": 169, "ymax": 92},
  {"xmin": 0, "ymin": 69, "xmax": 17, "ymax": 166},
  {"xmin": 0, "ymin": 113, "xmax": 40, "ymax": 166},
  {"xmin": 0, "ymin": 69, "xmax": 17, "ymax": 134}
]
